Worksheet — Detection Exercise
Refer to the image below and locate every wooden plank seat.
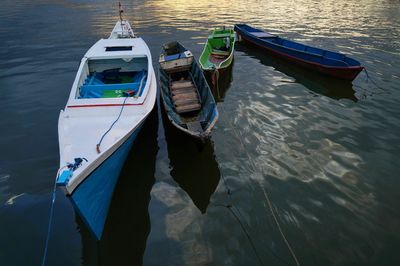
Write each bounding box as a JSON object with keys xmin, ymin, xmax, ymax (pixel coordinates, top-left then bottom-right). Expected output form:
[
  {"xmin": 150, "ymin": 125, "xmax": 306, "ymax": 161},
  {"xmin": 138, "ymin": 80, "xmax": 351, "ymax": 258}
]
[
  {"xmin": 171, "ymin": 80, "xmax": 193, "ymax": 90},
  {"xmin": 170, "ymin": 80, "xmax": 201, "ymax": 114}
]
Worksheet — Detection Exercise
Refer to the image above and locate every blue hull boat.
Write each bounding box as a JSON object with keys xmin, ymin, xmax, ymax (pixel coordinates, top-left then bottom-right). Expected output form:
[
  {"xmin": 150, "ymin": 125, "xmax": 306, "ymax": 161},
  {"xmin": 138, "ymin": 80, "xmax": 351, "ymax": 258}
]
[
  {"xmin": 70, "ymin": 124, "xmax": 142, "ymax": 239},
  {"xmin": 56, "ymin": 19, "xmax": 157, "ymax": 240},
  {"xmin": 234, "ymin": 24, "xmax": 364, "ymax": 80}
]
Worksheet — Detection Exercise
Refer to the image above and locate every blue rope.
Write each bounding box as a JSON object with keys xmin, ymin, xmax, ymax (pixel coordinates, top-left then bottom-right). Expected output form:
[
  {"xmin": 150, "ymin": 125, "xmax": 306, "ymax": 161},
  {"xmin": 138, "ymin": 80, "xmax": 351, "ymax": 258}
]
[
  {"xmin": 41, "ymin": 159, "xmax": 86, "ymax": 265},
  {"xmin": 41, "ymin": 171, "xmax": 60, "ymax": 266},
  {"xmin": 96, "ymin": 96, "xmax": 129, "ymax": 153}
]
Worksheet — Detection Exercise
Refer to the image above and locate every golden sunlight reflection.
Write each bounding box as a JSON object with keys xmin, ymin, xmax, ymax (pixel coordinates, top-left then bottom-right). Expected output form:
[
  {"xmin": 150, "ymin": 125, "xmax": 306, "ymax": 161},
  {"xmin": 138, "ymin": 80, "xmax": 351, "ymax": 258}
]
[{"xmin": 40, "ymin": 0, "xmax": 399, "ymax": 55}]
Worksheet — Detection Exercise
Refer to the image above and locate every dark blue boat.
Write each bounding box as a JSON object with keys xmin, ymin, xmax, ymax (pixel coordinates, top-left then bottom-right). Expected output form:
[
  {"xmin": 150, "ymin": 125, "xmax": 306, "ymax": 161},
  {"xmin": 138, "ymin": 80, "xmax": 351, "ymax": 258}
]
[
  {"xmin": 234, "ymin": 24, "xmax": 364, "ymax": 80},
  {"xmin": 159, "ymin": 42, "xmax": 218, "ymax": 140}
]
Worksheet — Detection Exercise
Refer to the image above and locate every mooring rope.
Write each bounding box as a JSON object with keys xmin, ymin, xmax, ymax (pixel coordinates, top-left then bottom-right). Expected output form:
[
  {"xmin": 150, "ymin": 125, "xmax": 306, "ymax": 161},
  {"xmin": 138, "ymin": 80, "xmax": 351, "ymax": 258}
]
[
  {"xmin": 210, "ymin": 202, "xmax": 265, "ymax": 266},
  {"xmin": 352, "ymin": 68, "xmax": 388, "ymax": 100},
  {"xmin": 212, "ymin": 67, "xmax": 220, "ymax": 94},
  {"xmin": 217, "ymin": 103, "xmax": 300, "ymax": 266},
  {"xmin": 213, "ymin": 162, "xmax": 294, "ymax": 266},
  {"xmin": 96, "ymin": 96, "xmax": 129, "ymax": 153},
  {"xmin": 363, "ymin": 68, "xmax": 387, "ymax": 93},
  {"xmin": 212, "ymin": 165, "xmax": 263, "ymax": 265},
  {"xmin": 40, "ymin": 166, "xmax": 67, "ymax": 266}
]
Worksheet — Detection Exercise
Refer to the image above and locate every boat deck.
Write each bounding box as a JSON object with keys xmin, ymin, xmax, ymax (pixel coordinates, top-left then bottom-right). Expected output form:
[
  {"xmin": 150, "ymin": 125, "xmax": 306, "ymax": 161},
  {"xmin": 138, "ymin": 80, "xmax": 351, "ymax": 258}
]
[{"xmin": 170, "ymin": 79, "xmax": 201, "ymax": 114}]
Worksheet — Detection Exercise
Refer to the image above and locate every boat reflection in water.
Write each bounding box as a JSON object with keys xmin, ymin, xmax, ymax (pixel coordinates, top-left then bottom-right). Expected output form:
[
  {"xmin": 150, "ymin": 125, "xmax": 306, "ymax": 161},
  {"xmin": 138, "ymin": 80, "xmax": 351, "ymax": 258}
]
[
  {"xmin": 236, "ymin": 43, "xmax": 358, "ymax": 102},
  {"xmin": 78, "ymin": 107, "xmax": 159, "ymax": 266},
  {"xmin": 162, "ymin": 107, "xmax": 220, "ymax": 213},
  {"xmin": 204, "ymin": 60, "xmax": 234, "ymax": 103}
]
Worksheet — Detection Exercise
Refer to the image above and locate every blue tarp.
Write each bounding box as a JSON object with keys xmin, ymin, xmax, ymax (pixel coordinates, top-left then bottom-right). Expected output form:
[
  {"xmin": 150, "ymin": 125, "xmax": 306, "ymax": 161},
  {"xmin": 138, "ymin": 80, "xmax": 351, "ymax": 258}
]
[{"xmin": 164, "ymin": 53, "xmax": 186, "ymax": 61}]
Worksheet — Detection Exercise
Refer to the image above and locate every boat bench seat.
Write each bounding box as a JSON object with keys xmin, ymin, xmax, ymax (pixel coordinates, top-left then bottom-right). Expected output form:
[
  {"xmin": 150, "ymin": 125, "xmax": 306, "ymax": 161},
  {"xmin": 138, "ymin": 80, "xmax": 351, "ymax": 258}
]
[{"xmin": 170, "ymin": 80, "xmax": 201, "ymax": 114}]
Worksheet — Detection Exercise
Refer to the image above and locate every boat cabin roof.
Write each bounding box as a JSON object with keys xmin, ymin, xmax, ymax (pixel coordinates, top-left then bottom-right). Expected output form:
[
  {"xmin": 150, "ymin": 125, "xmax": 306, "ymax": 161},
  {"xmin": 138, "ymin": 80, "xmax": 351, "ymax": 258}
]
[{"xmin": 84, "ymin": 38, "xmax": 150, "ymax": 60}]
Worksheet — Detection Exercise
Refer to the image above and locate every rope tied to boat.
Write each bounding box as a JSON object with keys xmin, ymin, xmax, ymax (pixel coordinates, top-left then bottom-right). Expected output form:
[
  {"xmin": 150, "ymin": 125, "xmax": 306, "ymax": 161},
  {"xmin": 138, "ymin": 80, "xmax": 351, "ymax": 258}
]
[
  {"xmin": 211, "ymin": 67, "xmax": 220, "ymax": 92},
  {"xmin": 214, "ymin": 103, "xmax": 301, "ymax": 266},
  {"xmin": 96, "ymin": 96, "xmax": 129, "ymax": 154},
  {"xmin": 210, "ymin": 169, "xmax": 296, "ymax": 266},
  {"xmin": 40, "ymin": 165, "xmax": 67, "ymax": 266},
  {"xmin": 210, "ymin": 202, "xmax": 265, "ymax": 266},
  {"xmin": 41, "ymin": 157, "xmax": 88, "ymax": 266},
  {"xmin": 67, "ymin": 157, "xmax": 88, "ymax": 171},
  {"xmin": 363, "ymin": 68, "xmax": 387, "ymax": 93},
  {"xmin": 353, "ymin": 68, "xmax": 389, "ymax": 99},
  {"xmin": 96, "ymin": 74, "xmax": 146, "ymax": 153}
]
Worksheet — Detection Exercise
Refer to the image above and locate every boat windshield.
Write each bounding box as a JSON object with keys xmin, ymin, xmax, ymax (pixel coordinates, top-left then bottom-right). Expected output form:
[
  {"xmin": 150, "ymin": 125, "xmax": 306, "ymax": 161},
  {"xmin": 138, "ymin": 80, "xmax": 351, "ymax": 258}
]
[{"xmin": 77, "ymin": 57, "xmax": 148, "ymax": 99}]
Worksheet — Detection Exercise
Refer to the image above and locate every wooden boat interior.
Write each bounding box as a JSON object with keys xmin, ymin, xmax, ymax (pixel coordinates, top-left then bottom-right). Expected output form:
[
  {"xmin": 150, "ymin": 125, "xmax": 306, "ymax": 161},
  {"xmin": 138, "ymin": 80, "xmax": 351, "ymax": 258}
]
[
  {"xmin": 161, "ymin": 63, "xmax": 213, "ymax": 135},
  {"xmin": 160, "ymin": 41, "xmax": 218, "ymax": 137},
  {"xmin": 169, "ymin": 71, "xmax": 201, "ymax": 114},
  {"xmin": 77, "ymin": 57, "xmax": 148, "ymax": 99}
]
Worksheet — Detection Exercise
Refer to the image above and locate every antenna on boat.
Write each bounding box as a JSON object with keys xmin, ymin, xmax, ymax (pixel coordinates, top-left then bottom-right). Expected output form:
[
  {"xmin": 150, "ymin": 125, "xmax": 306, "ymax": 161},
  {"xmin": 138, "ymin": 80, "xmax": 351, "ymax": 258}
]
[{"xmin": 118, "ymin": 1, "xmax": 124, "ymax": 22}]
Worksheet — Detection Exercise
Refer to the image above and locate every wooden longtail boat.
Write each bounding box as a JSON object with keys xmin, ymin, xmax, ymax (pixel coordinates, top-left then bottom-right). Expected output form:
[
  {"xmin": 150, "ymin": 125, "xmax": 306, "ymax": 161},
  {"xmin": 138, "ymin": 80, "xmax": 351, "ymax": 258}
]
[
  {"xmin": 234, "ymin": 24, "xmax": 363, "ymax": 80},
  {"xmin": 56, "ymin": 19, "xmax": 156, "ymax": 240},
  {"xmin": 199, "ymin": 27, "xmax": 235, "ymax": 72},
  {"xmin": 159, "ymin": 41, "xmax": 218, "ymax": 140}
]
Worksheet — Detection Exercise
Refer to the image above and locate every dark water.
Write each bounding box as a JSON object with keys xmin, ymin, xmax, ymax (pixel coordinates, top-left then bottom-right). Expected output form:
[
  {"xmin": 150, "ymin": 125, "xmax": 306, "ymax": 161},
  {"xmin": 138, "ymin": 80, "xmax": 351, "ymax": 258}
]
[{"xmin": 1, "ymin": 0, "xmax": 400, "ymax": 265}]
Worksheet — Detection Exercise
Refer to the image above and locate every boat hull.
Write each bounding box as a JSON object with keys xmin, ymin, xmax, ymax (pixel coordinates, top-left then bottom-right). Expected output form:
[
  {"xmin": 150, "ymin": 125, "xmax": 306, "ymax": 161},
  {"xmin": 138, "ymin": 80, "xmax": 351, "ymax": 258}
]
[
  {"xmin": 202, "ymin": 66, "xmax": 230, "ymax": 92},
  {"xmin": 70, "ymin": 123, "xmax": 143, "ymax": 240},
  {"xmin": 160, "ymin": 92, "xmax": 219, "ymax": 141},
  {"xmin": 235, "ymin": 26, "xmax": 363, "ymax": 81}
]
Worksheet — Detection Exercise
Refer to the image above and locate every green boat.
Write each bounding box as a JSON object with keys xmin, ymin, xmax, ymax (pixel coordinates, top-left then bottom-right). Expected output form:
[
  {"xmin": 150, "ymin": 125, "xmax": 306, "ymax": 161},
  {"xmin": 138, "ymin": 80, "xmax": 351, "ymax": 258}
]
[{"xmin": 199, "ymin": 27, "xmax": 236, "ymax": 72}]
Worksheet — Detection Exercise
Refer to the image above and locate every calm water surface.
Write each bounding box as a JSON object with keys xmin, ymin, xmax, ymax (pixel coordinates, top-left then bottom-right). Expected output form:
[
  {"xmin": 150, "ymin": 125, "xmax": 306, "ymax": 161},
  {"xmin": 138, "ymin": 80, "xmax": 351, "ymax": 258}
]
[{"xmin": 1, "ymin": 0, "xmax": 400, "ymax": 265}]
